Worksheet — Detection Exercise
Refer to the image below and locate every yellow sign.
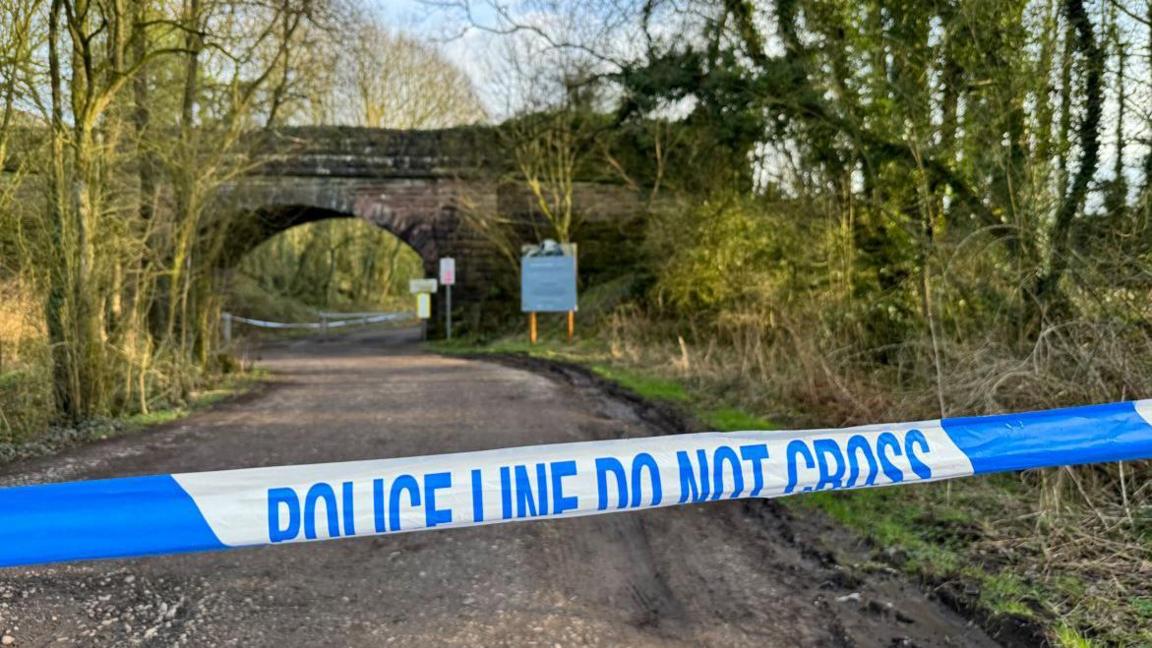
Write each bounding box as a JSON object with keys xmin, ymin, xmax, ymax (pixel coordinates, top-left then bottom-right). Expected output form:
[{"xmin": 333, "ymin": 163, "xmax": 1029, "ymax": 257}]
[{"xmin": 416, "ymin": 293, "xmax": 431, "ymax": 319}]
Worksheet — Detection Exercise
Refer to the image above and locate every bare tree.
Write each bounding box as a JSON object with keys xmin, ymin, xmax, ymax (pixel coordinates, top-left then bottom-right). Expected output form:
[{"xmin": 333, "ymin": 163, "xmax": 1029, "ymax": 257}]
[{"xmin": 311, "ymin": 13, "xmax": 485, "ymax": 128}]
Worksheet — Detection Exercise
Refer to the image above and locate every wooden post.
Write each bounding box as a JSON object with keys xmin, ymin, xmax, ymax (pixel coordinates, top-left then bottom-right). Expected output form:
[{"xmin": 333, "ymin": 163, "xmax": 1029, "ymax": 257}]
[
  {"xmin": 529, "ymin": 312, "xmax": 538, "ymax": 344},
  {"xmin": 222, "ymin": 312, "xmax": 232, "ymax": 346},
  {"xmin": 567, "ymin": 310, "xmax": 574, "ymax": 342}
]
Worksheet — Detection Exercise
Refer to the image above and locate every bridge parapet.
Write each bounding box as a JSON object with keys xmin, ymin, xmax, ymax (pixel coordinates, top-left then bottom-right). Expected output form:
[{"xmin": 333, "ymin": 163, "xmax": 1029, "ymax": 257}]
[{"xmin": 246, "ymin": 126, "xmax": 502, "ymax": 179}]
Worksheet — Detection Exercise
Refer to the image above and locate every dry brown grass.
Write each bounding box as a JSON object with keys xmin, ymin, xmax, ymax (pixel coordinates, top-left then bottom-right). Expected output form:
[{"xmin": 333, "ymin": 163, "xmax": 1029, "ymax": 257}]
[
  {"xmin": 0, "ymin": 279, "xmax": 41, "ymax": 348},
  {"xmin": 0, "ymin": 278, "xmax": 52, "ymax": 441}
]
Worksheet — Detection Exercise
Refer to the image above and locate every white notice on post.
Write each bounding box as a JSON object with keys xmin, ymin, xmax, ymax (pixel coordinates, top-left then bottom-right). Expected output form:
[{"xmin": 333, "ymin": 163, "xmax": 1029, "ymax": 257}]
[{"xmin": 439, "ymin": 258, "xmax": 456, "ymax": 286}]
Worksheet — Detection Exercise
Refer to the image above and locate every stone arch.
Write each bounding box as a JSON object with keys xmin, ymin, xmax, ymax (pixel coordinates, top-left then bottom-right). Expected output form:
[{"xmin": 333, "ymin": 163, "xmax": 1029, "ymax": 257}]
[
  {"xmin": 221, "ymin": 203, "xmax": 428, "ymax": 266},
  {"xmin": 214, "ymin": 176, "xmax": 468, "ymax": 275}
]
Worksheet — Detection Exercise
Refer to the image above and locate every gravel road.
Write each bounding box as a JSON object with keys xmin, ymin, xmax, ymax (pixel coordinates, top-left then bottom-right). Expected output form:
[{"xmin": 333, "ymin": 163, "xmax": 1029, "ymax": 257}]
[{"xmin": 0, "ymin": 328, "xmax": 999, "ymax": 647}]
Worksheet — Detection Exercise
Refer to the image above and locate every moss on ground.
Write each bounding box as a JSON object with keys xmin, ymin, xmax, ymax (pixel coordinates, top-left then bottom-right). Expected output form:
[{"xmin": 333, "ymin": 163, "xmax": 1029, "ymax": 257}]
[
  {"xmin": 588, "ymin": 364, "xmax": 690, "ymax": 403},
  {"xmin": 122, "ymin": 372, "xmax": 264, "ymax": 430}
]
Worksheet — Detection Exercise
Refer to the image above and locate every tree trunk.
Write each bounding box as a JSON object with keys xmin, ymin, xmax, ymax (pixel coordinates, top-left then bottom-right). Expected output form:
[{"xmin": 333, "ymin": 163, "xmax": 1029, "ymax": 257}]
[
  {"xmin": 1032, "ymin": 0, "xmax": 1103, "ymax": 318},
  {"xmin": 45, "ymin": 0, "xmax": 78, "ymax": 418}
]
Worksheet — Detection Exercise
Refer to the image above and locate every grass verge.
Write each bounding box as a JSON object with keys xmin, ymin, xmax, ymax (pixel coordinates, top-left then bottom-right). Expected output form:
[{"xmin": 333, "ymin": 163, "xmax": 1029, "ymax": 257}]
[
  {"xmin": 122, "ymin": 370, "xmax": 266, "ymax": 430},
  {"xmin": 0, "ymin": 369, "xmax": 266, "ymax": 465}
]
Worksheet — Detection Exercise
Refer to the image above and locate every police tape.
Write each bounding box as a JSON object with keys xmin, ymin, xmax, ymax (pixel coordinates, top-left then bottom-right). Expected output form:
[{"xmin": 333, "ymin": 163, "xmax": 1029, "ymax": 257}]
[
  {"xmin": 226, "ymin": 312, "xmax": 413, "ymax": 330},
  {"xmin": 3, "ymin": 399, "xmax": 1152, "ymax": 568}
]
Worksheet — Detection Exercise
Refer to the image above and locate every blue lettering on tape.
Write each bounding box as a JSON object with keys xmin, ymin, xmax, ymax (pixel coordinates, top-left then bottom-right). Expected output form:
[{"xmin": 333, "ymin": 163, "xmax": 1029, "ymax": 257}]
[
  {"xmin": 596, "ymin": 457, "xmax": 627, "ymax": 510},
  {"xmin": 629, "ymin": 453, "xmax": 661, "ymax": 507},
  {"xmin": 551, "ymin": 460, "xmax": 579, "ymax": 514},
  {"xmin": 269, "ymin": 487, "xmax": 301, "ymax": 542}
]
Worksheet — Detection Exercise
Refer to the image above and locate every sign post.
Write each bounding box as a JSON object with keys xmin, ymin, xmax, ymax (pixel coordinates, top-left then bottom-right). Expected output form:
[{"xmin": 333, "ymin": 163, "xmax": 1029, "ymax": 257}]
[
  {"xmin": 439, "ymin": 257, "xmax": 456, "ymax": 340},
  {"xmin": 410, "ymin": 278, "xmax": 438, "ymax": 341},
  {"xmin": 521, "ymin": 240, "xmax": 578, "ymax": 345}
]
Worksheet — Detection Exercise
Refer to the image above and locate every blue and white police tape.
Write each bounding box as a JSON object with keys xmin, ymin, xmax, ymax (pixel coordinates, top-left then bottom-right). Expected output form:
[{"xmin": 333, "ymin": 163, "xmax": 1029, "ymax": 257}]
[
  {"xmin": 227, "ymin": 312, "xmax": 412, "ymax": 329},
  {"xmin": 3, "ymin": 399, "xmax": 1152, "ymax": 568}
]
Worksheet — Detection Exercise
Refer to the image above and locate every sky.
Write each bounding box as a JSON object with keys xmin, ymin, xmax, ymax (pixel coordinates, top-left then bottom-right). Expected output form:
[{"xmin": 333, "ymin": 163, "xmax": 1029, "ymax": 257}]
[
  {"xmin": 365, "ymin": 0, "xmax": 654, "ymax": 120},
  {"xmin": 370, "ymin": 0, "xmax": 511, "ymax": 117}
]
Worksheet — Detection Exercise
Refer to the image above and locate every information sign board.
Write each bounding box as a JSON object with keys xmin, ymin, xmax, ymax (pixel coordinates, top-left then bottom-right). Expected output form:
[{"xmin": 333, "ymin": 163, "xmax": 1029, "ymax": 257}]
[{"xmin": 521, "ymin": 242, "xmax": 577, "ymax": 313}]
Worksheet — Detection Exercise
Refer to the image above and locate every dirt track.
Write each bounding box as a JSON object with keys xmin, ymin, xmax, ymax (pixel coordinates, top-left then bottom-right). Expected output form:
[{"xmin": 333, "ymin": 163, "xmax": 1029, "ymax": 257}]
[{"xmin": 0, "ymin": 328, "xmax": 999, "ymax": 647}]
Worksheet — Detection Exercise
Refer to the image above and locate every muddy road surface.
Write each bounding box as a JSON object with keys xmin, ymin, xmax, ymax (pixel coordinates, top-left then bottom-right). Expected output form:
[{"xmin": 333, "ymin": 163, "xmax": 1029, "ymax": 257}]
[{"xmin": 0, "ymin": 328, "xmax": 997, "ymax": 647}]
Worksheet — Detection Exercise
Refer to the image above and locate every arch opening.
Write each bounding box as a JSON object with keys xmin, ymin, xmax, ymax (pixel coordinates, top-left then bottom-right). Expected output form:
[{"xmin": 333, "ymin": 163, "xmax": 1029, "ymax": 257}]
[{"xmin": 223, "ymin": 207, "xmax": 424, "ymax": 323}]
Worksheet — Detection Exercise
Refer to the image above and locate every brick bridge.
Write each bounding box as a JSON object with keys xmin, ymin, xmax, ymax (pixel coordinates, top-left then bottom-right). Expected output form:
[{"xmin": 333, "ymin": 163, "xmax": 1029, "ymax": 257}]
[{"xmin": 220, "ymin": 126, "xmax": 647, "ymax": 329}]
